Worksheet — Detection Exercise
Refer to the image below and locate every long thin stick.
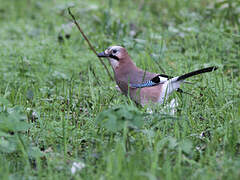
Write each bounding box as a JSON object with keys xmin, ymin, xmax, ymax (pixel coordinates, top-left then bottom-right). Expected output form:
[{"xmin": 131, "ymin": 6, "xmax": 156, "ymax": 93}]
[{"xmin": 68, "ymin": 8, "xmax": 113, "ymax": 81}]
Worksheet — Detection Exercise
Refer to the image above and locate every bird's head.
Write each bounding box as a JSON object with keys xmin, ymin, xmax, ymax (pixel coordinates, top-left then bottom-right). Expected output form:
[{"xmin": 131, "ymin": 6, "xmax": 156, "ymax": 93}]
[{"xmin": 97, "ymin": 46, "xmax": 131, "ymax": 70}]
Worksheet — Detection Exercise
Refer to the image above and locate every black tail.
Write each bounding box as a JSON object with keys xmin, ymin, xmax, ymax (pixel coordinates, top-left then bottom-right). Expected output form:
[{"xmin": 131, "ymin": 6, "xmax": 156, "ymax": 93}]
[{"xmin": 177, "ymin": 66, "xmax": 218, "ymax": 81}]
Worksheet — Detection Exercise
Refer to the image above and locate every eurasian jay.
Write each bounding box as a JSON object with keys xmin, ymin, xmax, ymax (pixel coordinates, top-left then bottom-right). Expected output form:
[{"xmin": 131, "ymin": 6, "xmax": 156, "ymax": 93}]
[{"xmin": 98, "ymin": 46, "xmax": 217, "ymax": 106}]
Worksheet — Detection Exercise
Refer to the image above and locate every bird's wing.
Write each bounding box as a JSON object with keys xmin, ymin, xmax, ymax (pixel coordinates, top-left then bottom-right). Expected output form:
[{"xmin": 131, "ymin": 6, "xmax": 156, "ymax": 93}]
[
  {"xmin": 130, "ymin": 74, "xmax": 168, "ymax": 88},
  {"xmin": 130, "ymin": 66, "xmax": 218, "ymax": 88},
  {"xmin": 129, "ymin": 74, "xmax": 191, "ymax": 96}
]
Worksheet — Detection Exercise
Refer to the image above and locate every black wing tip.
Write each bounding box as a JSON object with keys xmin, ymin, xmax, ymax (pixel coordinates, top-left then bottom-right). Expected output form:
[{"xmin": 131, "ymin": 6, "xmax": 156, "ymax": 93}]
[
  {"xmin": 151, "ymin": 75, "xmax": 161, "ymax": 83},
  {"xmin": 158, "ymin": 74, "xmax": 172, "ymax": 79}
]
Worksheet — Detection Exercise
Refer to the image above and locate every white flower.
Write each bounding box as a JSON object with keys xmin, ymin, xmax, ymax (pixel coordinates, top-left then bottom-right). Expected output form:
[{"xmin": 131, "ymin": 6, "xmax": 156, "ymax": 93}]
[
  {"xmin": 26, "ymin": 108, "xmax": 31, "ymax": 112},
  {"xmin": 146, "ymin": 108, "xmax": 153, "ymax": 114},
  {"xmin": 71, "ymin": 162, "xmax": 85, "ymax": 175}
]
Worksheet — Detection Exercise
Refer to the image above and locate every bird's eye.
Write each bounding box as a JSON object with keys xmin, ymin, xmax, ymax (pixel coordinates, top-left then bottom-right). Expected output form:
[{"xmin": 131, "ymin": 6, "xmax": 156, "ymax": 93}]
[{"xmin": 112, "ymin": 49, "xmax": 117, "ymax": 54}]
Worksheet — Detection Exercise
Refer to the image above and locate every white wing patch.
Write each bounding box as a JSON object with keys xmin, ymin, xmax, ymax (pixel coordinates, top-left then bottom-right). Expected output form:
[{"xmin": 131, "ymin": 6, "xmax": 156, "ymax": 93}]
[{"xmin": 158, "ymin": 77, "xmax": 181, "ymax": 104}]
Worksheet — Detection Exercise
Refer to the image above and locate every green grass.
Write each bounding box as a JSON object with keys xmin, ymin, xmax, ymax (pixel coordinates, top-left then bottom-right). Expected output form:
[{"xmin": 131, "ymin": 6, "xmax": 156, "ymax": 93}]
[{"xmin": 0, "ymin": 0, "xmax": 239, "ymax": 179}]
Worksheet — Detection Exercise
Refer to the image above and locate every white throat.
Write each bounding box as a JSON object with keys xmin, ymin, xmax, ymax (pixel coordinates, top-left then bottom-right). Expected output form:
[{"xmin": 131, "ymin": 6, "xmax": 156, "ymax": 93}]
[{"xmin": 108, "ymin": 58, "xmax": 119, "ymax": 70}]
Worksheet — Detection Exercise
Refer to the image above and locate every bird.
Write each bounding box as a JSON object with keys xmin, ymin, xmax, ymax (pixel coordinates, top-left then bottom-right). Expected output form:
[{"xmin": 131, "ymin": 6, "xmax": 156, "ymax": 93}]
[{"xmin": 97, "ymin": 46, "xmax": 218, "ymax": 106}]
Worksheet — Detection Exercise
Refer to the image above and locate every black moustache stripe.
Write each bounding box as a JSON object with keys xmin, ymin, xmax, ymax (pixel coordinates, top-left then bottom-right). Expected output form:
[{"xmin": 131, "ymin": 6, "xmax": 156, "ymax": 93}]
[{"xmin": 109, "ymin": 54, "xmax": 119, "ymax": 61}]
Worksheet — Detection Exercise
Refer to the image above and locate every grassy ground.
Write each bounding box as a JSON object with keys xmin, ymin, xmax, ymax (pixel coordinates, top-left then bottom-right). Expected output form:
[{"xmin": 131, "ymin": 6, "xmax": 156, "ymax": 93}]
[{"xmin": 0, "ymin": 0, "xmax": 239, "ymax": 179}]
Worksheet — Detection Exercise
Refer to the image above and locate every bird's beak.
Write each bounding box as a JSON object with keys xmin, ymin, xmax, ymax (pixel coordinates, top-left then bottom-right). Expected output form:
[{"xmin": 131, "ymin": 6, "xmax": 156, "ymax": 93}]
[{"xmin": 97, "ymin": 51, "xmax": 109, "ymax": 58}]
